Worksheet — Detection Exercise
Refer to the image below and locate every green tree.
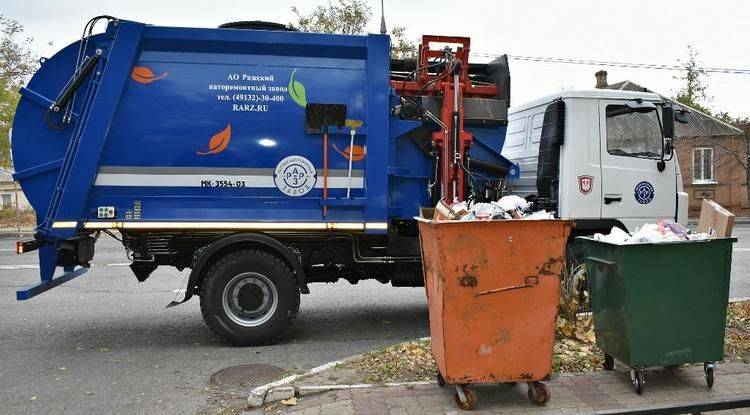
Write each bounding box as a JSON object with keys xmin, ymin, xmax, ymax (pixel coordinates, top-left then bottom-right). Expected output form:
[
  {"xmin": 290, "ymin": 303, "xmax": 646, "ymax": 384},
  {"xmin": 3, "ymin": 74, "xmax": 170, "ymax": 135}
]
[
  {"xmin": 291, "ymin": 0, "xmax": 417, "ymax": 58},
  {"xmin": 673, "ymin": 45, "xmax": 712, "ymax": 114},
  {"xmin": 0, "ymin": 15, "xmax": 39, "ymax": 168},
  {"xmin": 292, "ymin": 0, "xmax": 372, "ymax": 35},
  {"xmin": 389, "ymin": 25, "xmax": 417, "ymax": 59}
]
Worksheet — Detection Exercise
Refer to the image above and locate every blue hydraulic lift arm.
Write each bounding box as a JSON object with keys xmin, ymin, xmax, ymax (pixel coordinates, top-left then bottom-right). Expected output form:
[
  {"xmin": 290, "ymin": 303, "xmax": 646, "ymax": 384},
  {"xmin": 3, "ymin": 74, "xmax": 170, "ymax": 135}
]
[{"xmin": 17, "ymin": 20, "xmax": 145, "ymax": 300}]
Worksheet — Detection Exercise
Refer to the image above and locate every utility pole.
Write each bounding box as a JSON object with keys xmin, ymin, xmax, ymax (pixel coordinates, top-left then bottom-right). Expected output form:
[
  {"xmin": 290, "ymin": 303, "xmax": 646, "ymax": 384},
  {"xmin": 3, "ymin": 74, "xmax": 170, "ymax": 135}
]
[{"xmin": 379, "ymin": 0, "xmax": 387, "ymax": 34}]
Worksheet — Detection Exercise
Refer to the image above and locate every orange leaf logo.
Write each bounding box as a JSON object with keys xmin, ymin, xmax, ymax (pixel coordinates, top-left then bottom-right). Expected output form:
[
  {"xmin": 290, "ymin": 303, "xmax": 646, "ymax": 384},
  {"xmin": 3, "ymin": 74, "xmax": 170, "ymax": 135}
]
[
  {"xmin": 131, "ymin": 66, "xmax": 168, "ymax": 84},
  {"xmin": 197, "ymin": 124, "xmax": 232, "ymax": 156},
  {"xmin": 333, "ymin": 144, "xmax": 366, "ymax": 161}
]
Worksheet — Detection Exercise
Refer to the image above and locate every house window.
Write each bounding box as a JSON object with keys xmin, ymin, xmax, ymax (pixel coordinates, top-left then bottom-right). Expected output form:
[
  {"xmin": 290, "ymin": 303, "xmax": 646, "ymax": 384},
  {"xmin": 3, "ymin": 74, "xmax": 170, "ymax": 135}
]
[{"xmin": 692, "ymin": 147, "xmax": 715, "ymax": 184}]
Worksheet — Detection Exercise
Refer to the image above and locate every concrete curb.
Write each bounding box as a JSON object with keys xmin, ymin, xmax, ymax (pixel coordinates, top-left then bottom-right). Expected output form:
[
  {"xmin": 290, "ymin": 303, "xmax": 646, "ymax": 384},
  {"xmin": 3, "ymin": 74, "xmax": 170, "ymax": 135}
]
[
  {"xmin": 248, "ymin": 337, "xmax": 432, "ymax": 407},
  {"xmin": 247, "ymin": 355, "xmax": 357, "ymax": 407},
  {"xmin": 257, "ymin": 381, "xmax": 436, "ymax": 407},
  {"xmin": 0, "ymin": 229, "xmax": 34, "ymax": 239}
]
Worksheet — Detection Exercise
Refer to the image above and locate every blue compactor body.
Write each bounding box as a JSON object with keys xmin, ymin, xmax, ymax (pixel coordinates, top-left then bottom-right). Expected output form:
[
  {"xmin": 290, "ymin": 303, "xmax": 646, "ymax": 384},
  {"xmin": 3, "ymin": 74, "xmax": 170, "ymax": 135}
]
[{"xmin": 12, "ymin": 17, "xmax": 516, "ymax": 344}]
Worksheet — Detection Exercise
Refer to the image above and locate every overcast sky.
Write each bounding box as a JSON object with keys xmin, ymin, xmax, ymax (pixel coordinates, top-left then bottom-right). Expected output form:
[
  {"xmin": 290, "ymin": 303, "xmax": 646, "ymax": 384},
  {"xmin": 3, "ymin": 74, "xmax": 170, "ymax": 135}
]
[{"xmin": 4, "ymin": 0, "xmax": 749, "ymax": 117}]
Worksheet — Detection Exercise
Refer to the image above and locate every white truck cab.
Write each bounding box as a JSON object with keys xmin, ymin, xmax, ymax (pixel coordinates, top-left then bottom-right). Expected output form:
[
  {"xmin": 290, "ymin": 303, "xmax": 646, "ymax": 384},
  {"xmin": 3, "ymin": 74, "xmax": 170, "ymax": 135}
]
[{"xmin": 502, "ymin": 89, "xmax": 689, "ymax": 233}]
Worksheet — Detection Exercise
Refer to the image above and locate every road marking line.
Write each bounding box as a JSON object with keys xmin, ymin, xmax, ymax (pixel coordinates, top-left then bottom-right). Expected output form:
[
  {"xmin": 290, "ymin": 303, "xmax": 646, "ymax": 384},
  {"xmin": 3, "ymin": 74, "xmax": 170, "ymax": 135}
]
[
  {"xmin": 0, "ymin": 264, "xmax": 39, "ymax": 269},
  {"xmin": 735, "ymin": 248, "xmax": 750, "ymax": 252},
  {"xmin": 106, "ymin": 263, "xmax": 131, "ymax": 266}
]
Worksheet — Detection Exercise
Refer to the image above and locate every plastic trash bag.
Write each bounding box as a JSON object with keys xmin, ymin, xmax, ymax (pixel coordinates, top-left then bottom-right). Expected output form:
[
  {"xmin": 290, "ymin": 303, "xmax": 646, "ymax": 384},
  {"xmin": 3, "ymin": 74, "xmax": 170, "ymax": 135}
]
[
  {"xmin": 593, "ymin": 221, "xmax": 713, "ymax": 244},
  {"xmin": 522, "ymin": 210, "xmax": 555, "ymax": 220},
  {"xmin": 496, "ymin": 195, "xmax": 532, "ymax": 213},
  {"xmin": 659, "ymin": 219, "xmax": 689, "ymax": 238},
  {"xmin": 593, "ymin": 227, "xmax": 631, "ymax": 244},
  {"xmin": 625, "ymin": 223, "xmax": 682, "ymax": 244},
  {"xmin": 446, "ymin": 195, "xmax": 550, "ymax": 221}
]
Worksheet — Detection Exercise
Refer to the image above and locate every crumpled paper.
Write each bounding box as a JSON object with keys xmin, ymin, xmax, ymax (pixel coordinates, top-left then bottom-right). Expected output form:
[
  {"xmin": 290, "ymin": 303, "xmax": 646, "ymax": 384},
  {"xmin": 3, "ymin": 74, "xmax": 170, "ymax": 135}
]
[
  {"xmin": 594, "ymin": 220, "xmax": 711, "ymax": 244},
  {"xmin": 456, "ymin": 195, "xmax": 544, "ymax": 221}
]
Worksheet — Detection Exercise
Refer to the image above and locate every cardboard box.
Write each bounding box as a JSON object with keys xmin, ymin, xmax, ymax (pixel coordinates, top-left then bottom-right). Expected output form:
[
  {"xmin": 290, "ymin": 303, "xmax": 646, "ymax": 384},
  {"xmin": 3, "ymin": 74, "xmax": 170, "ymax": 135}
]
[{"xmin": 697, "ymin": 199, "xmax": 735, "ymax": 237}]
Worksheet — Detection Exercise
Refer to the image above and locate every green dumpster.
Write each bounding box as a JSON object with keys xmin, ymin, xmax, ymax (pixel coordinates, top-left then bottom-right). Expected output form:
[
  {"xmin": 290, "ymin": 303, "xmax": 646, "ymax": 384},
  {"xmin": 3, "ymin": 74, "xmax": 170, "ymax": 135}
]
[{"xmin": 578, "ymin": 237, "xmax": 737, "ymax": 394}]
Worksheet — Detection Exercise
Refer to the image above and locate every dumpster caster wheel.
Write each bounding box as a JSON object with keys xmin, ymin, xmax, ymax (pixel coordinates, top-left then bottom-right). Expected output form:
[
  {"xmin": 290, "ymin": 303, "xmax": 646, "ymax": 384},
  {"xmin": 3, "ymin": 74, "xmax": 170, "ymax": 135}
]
[
  {"xmin": 604, "ymin": 354, "xmax": 614, "ymax": 371},
  {"xmin": 526, "ymin": 382, "xmax": 550, "ymax": 406},
  {"xmin": 704, "ymin": 362, "xmax": 715, "ymax": 388},
  {"xmin": 437, "ymin": 373, "xmax": 446, "ymax": 388},
  {"xmin": 453, "ymin": 385, "xmax": 477, "ymax": 410},
  {"xmin": 632, "ymin": 370, "xmax": 645, "ymax": 395}
]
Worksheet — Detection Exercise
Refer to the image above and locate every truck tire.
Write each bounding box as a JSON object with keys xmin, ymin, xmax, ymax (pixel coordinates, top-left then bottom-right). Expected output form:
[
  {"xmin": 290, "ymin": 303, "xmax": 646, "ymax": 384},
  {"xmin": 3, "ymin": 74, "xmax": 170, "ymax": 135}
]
[{"xmin": 199, "ymin": 249, "xmax": 299, "ymax": 346}]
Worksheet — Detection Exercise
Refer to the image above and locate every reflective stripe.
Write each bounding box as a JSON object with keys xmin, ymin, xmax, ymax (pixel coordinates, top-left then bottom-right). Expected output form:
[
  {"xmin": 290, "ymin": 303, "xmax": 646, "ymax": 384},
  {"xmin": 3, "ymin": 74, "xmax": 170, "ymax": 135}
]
[
  {"xmin": 94, "ymin": 173, "xmax": 364, "ymax": 188},
  {"xmin": 51, "ymin": 221, "xmax": 78, "ymax": 228},
  {"xmin": 94, "ymin": 166, "xmax": 364, "ymax": 188},
  {"xmin": 51, "ymin": 221, "xmax": 388, "ymax": 231},
  {"xmin": 365, "ymin": 222, "xmax": 389, "ymax": 230}
]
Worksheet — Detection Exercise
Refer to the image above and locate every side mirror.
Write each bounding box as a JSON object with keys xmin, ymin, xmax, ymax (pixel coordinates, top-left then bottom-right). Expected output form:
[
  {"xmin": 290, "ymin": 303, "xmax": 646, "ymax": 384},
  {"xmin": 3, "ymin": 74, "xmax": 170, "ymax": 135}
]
[{"xmin": 661, "ymin": 106, "xmax": 675, "ymax": 139}]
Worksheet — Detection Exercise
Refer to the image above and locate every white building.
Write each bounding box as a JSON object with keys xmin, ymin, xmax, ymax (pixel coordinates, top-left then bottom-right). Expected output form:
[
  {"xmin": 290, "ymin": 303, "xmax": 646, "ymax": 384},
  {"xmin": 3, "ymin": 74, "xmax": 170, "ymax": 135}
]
[{"xmin": 0, "ymin": 168, "xmax": 31, "ymax": 210}]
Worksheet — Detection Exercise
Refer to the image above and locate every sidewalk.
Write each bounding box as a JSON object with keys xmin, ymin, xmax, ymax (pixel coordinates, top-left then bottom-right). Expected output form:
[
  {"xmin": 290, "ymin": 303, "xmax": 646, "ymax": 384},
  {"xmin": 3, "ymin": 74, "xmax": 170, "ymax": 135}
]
[{"xmin": 264, "ymin": 362, "xmax": 750, "ymax": 414}]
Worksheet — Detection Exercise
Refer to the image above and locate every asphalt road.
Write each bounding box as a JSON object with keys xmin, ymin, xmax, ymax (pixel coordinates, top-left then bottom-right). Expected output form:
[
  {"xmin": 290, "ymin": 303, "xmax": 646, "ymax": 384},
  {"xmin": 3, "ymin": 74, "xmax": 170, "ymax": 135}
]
[{"xmin": 0, "ymin": 225, "xmax": 748, "ymax": 414}]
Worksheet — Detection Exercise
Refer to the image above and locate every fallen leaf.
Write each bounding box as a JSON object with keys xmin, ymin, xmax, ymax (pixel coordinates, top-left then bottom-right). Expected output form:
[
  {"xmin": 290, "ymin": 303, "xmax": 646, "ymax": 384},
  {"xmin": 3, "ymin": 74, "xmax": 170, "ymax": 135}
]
[
  {"xmin": 560, "ymin": 322, "xmax": 574, "ymax": 337},
  {"xmin": 281, "ymin": 397, "xmax": 297, "ymax": 406}
]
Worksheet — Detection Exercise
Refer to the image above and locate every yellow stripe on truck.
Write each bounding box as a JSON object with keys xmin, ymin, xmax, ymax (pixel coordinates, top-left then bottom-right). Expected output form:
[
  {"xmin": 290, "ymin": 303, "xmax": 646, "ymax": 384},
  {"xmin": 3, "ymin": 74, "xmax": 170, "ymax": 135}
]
[{"xmin": 51, "ymin": 221, "xmax": 387, "ymax": 231}]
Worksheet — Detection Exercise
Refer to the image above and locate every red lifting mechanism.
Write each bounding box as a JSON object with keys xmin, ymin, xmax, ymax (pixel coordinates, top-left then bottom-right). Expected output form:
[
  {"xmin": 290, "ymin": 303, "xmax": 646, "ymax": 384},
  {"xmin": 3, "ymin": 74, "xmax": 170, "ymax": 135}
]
[{"xmin": 392, "ymin": 36, "xmax": 499, "ymax": 202}]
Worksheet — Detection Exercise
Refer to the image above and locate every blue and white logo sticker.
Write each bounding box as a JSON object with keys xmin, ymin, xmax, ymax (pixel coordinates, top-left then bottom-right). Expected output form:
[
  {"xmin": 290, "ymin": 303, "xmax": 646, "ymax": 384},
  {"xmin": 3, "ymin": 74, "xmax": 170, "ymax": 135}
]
[
  {"xmin": 634, "ymin": 181, "xmax": 655, "ymax": 204},
  {"xmin": 274, "ymin": 155, "xmax": 317, "ymax": 196}
]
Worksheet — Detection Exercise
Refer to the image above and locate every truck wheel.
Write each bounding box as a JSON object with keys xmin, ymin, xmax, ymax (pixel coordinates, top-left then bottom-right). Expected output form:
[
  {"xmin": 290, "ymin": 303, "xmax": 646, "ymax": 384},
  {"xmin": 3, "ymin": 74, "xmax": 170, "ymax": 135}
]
[{"xmin": 199, "ymin": 249, "xmax": 299, "ymax": 346}]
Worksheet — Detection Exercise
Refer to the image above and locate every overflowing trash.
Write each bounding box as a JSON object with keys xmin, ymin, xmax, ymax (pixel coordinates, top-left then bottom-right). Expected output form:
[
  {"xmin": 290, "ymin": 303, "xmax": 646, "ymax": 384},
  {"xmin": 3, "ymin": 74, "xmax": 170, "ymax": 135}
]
[
  {"xmin": 593, "ymin": 219, "xmax": 711, "ymax": 245},
  {"xmin": 433, "ymin": 195, "xmax": 554, "ymax": 221}
]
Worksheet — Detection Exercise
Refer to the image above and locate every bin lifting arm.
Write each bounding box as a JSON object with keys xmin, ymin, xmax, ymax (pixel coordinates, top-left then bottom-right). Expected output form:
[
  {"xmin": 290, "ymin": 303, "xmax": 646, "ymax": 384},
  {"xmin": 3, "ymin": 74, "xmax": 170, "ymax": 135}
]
[{"xmin": 391, "ymin": 36, "xmax": 499, "ymax": 202}]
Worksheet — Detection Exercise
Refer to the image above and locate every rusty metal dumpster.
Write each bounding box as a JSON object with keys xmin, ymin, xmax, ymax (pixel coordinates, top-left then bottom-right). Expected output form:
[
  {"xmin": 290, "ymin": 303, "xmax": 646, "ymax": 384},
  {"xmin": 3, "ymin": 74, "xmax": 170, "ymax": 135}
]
[{"xmin": 417, "ymin": 218, "xmax": 572, "ymax": 410}]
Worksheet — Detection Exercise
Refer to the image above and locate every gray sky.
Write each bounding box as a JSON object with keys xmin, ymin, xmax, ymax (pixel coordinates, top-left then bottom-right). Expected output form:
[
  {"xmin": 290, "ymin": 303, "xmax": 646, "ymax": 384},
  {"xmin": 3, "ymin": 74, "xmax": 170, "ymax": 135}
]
[{"xmin": 5, "ymin": 0, "xmax": 750, "ymax": 117}]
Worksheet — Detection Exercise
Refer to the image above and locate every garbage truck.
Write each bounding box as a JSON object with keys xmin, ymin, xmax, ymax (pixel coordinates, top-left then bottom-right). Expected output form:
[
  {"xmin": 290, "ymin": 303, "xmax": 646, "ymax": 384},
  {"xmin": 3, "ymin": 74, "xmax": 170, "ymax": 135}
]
[
  {"xmin": 11, "ymin": 17, "xmax": 681, "ymax": 345},
  {"xmin": 11, "ymin": 17, "xmax": 519, "ymax": 345}
]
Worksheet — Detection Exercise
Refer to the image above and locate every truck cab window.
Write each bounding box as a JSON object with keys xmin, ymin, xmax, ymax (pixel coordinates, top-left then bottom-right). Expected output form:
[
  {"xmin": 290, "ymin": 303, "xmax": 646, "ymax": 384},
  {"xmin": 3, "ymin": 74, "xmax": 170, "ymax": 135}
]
[{"xmin": 605, "ymin": 105, "xmax": 662, "ymax": 159}]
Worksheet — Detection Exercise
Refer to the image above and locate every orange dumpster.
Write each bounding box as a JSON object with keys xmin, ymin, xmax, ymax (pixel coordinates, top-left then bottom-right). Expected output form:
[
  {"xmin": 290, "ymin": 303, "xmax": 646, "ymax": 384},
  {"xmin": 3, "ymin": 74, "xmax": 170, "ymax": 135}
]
[{"xmin": 417, "ymin": 218, "xmax": 572, "ymax": 410}]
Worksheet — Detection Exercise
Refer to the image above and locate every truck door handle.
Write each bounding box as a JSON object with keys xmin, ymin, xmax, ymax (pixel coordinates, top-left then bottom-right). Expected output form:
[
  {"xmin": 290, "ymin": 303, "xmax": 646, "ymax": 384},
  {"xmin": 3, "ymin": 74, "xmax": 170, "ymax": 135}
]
[{"xmin": 604, "ymin": 195, "xmax": 622, "ymax": 204}]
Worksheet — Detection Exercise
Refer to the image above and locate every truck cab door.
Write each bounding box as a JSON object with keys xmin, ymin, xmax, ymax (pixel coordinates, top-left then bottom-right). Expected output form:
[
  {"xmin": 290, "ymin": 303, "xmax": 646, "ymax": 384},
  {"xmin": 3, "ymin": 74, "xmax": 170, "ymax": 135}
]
[{"xmin": 598, "ymin": 100, "xmax": 677, "ymax": 230}]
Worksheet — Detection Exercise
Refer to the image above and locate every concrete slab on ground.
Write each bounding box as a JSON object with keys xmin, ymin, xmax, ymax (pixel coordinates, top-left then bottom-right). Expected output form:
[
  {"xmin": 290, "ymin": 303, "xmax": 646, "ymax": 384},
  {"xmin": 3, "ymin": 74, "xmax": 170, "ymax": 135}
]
[{"xmin": 265, "ymin": 362, "xmax": 750, "ymax": 414}]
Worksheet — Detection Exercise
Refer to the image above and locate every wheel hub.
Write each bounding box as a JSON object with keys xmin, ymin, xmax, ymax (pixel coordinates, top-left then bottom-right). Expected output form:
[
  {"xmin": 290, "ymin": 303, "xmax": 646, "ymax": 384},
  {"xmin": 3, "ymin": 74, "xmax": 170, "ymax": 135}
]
[
  {"xmin": 237, "ymin": 283, "xmax": 265, "ymax": 311},
  {"xmin": 222, "ymin": 272, "xmax": 278, "ymax": 327}
]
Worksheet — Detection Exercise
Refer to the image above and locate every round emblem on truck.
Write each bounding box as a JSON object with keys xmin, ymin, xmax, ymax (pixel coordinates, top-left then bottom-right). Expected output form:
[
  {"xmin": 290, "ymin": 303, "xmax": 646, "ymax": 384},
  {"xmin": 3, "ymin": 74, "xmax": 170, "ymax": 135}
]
[
  {"xmin": 274, "ymin": 156, "xmax": 317, "ymax": 196},
  {"xmin": 634, "ymin": 181, "xmax": 655, "ymax": 204}
]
